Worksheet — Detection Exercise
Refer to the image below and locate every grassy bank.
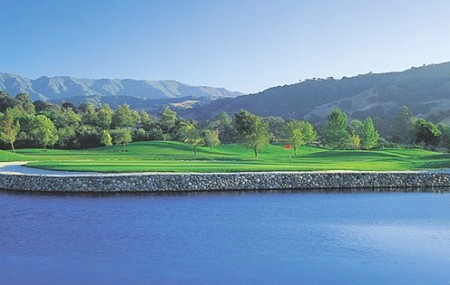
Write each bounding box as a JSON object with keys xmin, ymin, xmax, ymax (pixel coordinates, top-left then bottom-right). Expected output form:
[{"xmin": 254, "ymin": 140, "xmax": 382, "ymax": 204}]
[{"xmin": 0, "ymin": 141, "xmax": 449, "ymax": 172}]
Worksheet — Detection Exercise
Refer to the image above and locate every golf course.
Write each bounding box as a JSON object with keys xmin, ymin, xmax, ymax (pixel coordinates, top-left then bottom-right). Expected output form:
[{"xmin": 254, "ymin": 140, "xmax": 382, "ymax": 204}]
[{"xmin": 0, "ymin": 141, "xmax": 449, "ymax": 173}]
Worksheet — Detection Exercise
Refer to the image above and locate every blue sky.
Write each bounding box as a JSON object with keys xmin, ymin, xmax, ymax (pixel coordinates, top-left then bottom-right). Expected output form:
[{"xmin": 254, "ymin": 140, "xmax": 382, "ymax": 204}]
[{"xmin": 1, "ymin": 0, "xmax": 450, "ymax": 93}]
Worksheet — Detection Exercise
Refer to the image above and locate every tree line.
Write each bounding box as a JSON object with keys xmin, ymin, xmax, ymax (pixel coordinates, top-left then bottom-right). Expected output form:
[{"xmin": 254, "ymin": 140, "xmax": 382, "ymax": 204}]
[{"xmin": 1, "ymin": 91, "xmax": 449, "ymax": 156}]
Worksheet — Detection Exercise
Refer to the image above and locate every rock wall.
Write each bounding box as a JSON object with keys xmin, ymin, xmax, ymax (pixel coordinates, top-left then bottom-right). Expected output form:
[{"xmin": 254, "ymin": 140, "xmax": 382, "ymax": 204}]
[{"xmin": 0, "ymin": 171, "xmax": 450, "ymax": 192}]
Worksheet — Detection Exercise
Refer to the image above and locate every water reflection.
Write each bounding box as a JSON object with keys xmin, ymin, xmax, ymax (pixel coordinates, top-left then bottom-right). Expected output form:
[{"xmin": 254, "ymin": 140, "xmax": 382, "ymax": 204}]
[{"xmin": 2, "ymin": 186, "xmax": 450, "ymax": 198}]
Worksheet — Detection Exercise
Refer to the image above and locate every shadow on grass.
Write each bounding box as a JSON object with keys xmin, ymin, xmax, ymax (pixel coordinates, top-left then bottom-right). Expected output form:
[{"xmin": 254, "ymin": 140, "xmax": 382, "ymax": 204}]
[
  {"xmin": 416, "ymin": 161, "xmax": 450, "ymax": 169},
  {"xmin": 310, "ymin": 150, "xmax": 405, "ymax": 159}
]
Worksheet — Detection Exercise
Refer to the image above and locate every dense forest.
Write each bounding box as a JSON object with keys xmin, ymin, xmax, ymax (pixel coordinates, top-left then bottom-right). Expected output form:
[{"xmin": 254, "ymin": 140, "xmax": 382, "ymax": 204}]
[{"xmin": 0, "ymin": 91, "xmax": 449, "ymax": 157}]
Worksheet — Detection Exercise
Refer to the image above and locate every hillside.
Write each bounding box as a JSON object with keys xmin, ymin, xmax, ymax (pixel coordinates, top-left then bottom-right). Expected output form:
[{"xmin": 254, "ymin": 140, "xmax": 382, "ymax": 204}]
[
  {"xmin": 182, "ymin": 62, "xmax": 450, "ymax": 123},
  {"xmin": 0, "ymin": 73, "xmax": 242, "ymax": 101}
]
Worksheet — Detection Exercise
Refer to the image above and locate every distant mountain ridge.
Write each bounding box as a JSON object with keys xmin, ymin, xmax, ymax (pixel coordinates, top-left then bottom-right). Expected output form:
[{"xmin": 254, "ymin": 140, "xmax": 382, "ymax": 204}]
[
  {"xmin": 182, "ymin": 62, "xmax": 450, "ymax": 123},
  {"xmin": 4, "ymin": 63, "xmax": 450, "ymax": 126},
  {"xmin": 0, "ymin": 73, "xmax": 243, "ymax": 101}
]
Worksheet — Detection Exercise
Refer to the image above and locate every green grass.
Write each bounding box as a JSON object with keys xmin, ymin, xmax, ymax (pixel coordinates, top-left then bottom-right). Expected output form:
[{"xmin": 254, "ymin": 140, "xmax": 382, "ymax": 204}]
[
  {"xmin": 0, "ymin": 150, "xmax": 27, "ymax": 162},
  {"xmin": 0, "ymin": 141, "xmax": 449, "ymax": 173}
]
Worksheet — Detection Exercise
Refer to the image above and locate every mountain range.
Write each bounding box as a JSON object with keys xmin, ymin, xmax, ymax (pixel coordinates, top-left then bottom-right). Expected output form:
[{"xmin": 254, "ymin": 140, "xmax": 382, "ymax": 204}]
[
  {"xmin": 2, "ymin": 62, "xmax": 450, "ymax": 125},
  {"xmin": 0, "ymin": 73, "xmax": 242, "ymax": 101}
]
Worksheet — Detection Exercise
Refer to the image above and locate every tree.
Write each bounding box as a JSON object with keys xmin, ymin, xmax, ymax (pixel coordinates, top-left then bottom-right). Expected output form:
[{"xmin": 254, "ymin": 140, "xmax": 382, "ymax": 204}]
[
  {"xmin": 158, "ymin": 106, "xmax": 177, "ymax": 138},
  {"xmin": 265, "ymin": 116, "xmax": 285, "ymax": 142},
  {"xmin": 360, "ymin": 117, "xmax": 379, "ymax": 149},
  {"xmin": 16, "ymin": 93, "xmax": 36, "ymax": 114},
  {"xmin": 112, "ymin": 128, "xmax": 132, "ymax": 152},
  {"xmin": 349, "ymin": 117, "xmax": 379, "ymax": 149},
  {"xmin": 82, "ymin": 103, "xmax": 99, "ymax": 126},
  {"xmin": 112, "ymin": 104, "xmax": 136, "ymax": 128},
  {"xmin": 0, "ymin": 91, "xmax": 17, "ymax": 113},
  {"xmin": 55, "ymin": 107, "xmax": 81, "ymax": 128},
  {"xmin": 76, "ymin": 125, "xmax": 100, "ymax": 148},
  {"xmin": 54, "ymin": 108, "xmax": 81, "ymax": 148},
  {"xmin": 300, "ymin": 121, "xmax": 318, "ymax": 150},
  {"xmin": 0, "ymin": 110, "xmax": 20, "ymax": 152},
  {"xmin": 347, "ymin": 134, "xmax": 361, "ymax": 150},
  {"xmin": 437, "ymin": 123, "xmax": 450, "ymax": 149},
  {"xmin": 414, "ymin": 118, "xmax": 441, "ymax": 147},
  {"xmin": 61, "ymin": 101, "xmax": 77, "ymax": 111},
  {"xmin": 138, "ymin": 110, "xmax": 155, "ymax": 131},
  {"xmin": 234, "ymin": 110, "xmax": 271, "ymax": 158},
  {"xmin": 134, "ymin": 128, "xmax": 147, "ymax": 141},
  {"xmin": 283, "ymin": 120, "xmax": 304, "ymax": 155},
  {"xmin": 203, "ymin": 129, "xmax": 221, "ymax": 149},
  {"xmin": 325, "ymin": 109, "xmax": 348, "ymax": 148},
  {"xmin": 148, "ymin": 126, "xmax": 165, "ymax": 140},
  {"xmin": 32, "ymin": 115, "xmax": 58, "ymax": 148},
  {"xmin": 207, "ymin": 111, "xmax": 236, "ymax": 143},
  {"xmin": 179, "ymin": 122, "xmax": 204, "ymax": 155},
  {"xmin": 100, "ymin": 130, "xmax": 113, "ymax": 147},
  {"xmin": 392, "ymin": 106, "xmax": 415, "ymax": 143},
  {"xmin": 34, "ymin": 100, "xmax": 58, "ymax": 114},
  {"xmin": 77, "ymin": 103, "xmax": 89, "ymax": 113},
  {"xmin": 8, "ymin": 107, "xmax": 36, "ymax": 147},
  {"xmin": 349, "ymin": 119, "xmax": 364, "ymax": 136},
  {"xmin": 98, "ymin": 104, "xmax": 113, "ymax": 129},
  {"xmin": 57, "ymin": 127, "xmax": 77, "ymax": 148},
  {"xmin": 36, "ymin": 101, "xmax": 61, "ymax": 121}
]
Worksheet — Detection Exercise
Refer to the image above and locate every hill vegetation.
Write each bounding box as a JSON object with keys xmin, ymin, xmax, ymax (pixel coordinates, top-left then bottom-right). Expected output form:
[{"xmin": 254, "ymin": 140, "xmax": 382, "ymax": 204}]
[{"xmin": 182, "ymin": 62, "xmax": 450, "ymax": 138}]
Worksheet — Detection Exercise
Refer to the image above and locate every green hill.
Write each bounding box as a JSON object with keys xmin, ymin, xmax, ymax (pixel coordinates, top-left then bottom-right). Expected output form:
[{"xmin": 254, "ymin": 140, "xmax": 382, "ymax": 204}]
[{"xmin": 182, "ymin": 62, "xmax": 450, "ymax": 124}]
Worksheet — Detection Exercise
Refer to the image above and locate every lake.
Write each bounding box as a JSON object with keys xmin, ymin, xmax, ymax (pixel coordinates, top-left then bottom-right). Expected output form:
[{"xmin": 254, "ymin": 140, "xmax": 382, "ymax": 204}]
[{"xmin": 1, "ymin": 190, "xmax": 450, "ymax": 284}]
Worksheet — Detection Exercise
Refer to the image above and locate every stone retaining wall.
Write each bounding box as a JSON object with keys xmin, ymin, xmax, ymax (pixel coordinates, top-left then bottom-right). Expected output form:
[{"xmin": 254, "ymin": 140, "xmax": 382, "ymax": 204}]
[{"xmin": 1, "ymin": 171, "xmax": 450, "ymax": 192}]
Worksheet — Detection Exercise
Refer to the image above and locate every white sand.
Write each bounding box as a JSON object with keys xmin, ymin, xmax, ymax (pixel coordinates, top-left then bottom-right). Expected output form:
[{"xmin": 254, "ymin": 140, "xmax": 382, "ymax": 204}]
[
  {"xmin": 0, "ymin": 162, "xmax": 103, "ymax": 176},
  {"xmin": 0, "ymin": 161, "xmax": 446, "ymax": 176}
]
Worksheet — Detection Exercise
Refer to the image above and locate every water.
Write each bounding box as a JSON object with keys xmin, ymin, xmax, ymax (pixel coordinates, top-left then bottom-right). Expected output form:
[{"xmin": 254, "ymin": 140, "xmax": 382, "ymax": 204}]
[{"xmin": 1, "ymin": 190, "xmax": 450, "ymax": 284}]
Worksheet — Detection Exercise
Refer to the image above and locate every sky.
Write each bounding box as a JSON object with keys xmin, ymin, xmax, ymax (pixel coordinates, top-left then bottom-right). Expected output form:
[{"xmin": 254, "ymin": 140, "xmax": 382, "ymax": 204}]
[{"xmin": 1, "ymin": 0, "xmax": 450, "ymax": 94}]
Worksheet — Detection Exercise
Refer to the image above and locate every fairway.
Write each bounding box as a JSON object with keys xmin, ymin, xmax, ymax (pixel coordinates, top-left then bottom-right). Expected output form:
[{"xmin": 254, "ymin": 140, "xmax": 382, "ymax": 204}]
[{"xmin": 1, "ymin": 141, "xmax": 449, "ymax": 173}]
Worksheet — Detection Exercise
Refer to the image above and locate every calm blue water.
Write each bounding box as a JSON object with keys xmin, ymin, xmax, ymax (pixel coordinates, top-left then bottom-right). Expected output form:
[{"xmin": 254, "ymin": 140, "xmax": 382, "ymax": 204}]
[{"xmin": 1, "ymin": 191, "xmax": 450, "ymax": 284}]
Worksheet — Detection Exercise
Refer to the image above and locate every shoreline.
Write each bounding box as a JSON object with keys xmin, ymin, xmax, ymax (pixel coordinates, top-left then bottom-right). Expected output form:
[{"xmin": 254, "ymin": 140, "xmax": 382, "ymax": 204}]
[{"xmin": 0, "ymin": 162, "xmax": 450, "ymax": 192}]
